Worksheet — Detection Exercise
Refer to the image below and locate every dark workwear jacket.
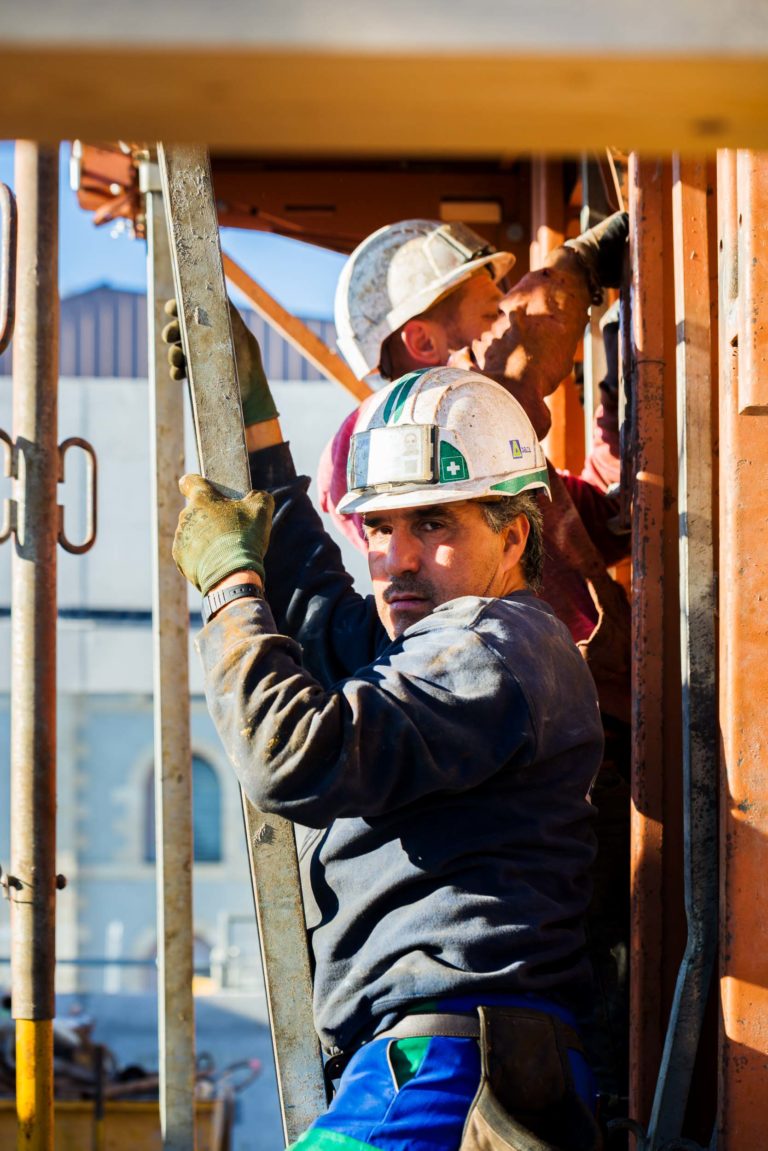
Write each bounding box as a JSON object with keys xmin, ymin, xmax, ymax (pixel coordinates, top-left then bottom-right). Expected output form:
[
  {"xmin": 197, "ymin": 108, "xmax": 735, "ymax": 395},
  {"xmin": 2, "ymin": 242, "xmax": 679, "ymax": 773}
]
[{"xmin": 196, "ymin": 443, "xmax": 604, "ymax": 1054}]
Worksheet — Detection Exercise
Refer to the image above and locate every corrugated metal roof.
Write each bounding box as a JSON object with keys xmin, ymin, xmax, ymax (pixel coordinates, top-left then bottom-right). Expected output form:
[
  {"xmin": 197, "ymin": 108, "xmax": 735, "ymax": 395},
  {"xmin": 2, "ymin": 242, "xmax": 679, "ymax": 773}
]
[{"xmin": 0, "ymin": 285, "xmax": 339, "ymax": 381}]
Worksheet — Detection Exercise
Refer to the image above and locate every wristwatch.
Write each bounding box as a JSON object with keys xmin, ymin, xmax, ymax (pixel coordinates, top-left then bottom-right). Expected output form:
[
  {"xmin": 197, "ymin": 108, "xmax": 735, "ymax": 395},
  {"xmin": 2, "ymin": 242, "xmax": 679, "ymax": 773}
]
[{"xmin": 202, "ymin": 583, "xmax": 263, "ymax": 625}]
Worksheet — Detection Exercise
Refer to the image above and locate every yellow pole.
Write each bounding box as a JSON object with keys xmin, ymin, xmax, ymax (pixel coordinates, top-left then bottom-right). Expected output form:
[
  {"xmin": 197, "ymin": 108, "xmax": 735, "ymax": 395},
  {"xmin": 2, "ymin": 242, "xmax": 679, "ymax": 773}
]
[{"xmin": 16, "ymin": 1021, "xmax": 53, "ymax": 1151}]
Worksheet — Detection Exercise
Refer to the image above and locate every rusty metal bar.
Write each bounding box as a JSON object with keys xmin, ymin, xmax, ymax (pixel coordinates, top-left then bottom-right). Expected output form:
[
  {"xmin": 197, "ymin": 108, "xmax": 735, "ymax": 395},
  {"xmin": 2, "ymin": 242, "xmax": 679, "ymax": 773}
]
[
  {"xmin": 221, "ymin": 252, "xmax": 372, "ymax": 402},
  {"xmin": 143, "ymin": 158, "xmax": 197, "ymax": 1151},
  {"xmin": 645, "ymin": 157, "xmax": 718, "ymax": 1149},
  {"xmin": 628, "ymin": 155, "xmax": 669, "ymax": 1132},
  {"xmin": 157, "ymin": 143, "xmax": 326, "ymax": 1146},
  {"xmin": 10, "ymin": 141, "xmax": 60, "ymax": 1151},
  {"xmin": 0, "ymin": 182, "xmax": 17, "ymax": 355},
  {"xmin": 717, "ymin": 148, "xmax": 768, "ymax": 1149}
]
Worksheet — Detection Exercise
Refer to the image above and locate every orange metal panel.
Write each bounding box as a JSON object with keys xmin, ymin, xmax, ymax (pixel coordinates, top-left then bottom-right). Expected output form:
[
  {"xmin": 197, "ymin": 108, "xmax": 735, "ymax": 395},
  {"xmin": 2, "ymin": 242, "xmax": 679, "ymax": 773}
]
[
  {"xmin": 717, "ymin": 148, "xmax": 768, "ymax": 1149},
  {"xmin": 736, "ymin": 152, "xmax": 768, "ymax": 413}
]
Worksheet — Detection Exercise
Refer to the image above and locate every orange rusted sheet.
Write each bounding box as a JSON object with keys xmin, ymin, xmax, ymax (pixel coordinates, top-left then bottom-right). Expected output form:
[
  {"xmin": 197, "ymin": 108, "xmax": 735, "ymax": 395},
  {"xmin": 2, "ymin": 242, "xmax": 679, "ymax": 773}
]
[
  {"xmin": 735, "ymin": 152, "xmax": 768, "ymax": 414},
  {"xmin": 717, "ymin": 148, "xmax": 768, "ymax": 1150}
]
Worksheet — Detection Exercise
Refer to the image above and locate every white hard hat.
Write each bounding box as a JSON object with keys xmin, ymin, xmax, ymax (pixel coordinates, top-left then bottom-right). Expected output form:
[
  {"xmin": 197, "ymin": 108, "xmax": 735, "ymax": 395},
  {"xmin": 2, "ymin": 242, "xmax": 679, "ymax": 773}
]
[
  {"xmin": 335, "ymin": 220, "xmax": 515, "ymax": 379},
  {"xmin": 337, "ymin": 366, "xmax": 550, "ymax": 516}
]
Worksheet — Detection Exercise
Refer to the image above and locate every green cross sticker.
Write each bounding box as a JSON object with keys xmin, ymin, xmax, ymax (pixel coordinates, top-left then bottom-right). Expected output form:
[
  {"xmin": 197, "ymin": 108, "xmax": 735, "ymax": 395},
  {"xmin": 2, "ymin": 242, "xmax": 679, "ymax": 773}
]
[{"xmin": 439, "ymin": 442, "xmax": 469, "ymax": 483}]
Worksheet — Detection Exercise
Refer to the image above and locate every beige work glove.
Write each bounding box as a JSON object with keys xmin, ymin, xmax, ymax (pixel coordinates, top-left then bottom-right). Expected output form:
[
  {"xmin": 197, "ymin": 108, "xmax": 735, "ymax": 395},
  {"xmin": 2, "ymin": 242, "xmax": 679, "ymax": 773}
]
[
  {"xmin": 161, "ymin": 299, "xmax": 279, "ymax": 426},
  {"xmin": 173, "ymin": 474, "xmax": 274, "ymax": 595}
]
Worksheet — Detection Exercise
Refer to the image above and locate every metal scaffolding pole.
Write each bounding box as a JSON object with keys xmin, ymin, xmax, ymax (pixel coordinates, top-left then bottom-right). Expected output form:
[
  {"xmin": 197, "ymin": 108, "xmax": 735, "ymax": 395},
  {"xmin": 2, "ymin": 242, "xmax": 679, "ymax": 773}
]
[
  {"xmin": 10, "ymin": 141, "xmax": 59, "ymax": 1151},
  {"xmin": 143, "ymin": 158, "xmax": 197, "ymax": 1151},
  {"xmin": 157, "ymin": 143, "xmax": 325, "ymax": 1145}
]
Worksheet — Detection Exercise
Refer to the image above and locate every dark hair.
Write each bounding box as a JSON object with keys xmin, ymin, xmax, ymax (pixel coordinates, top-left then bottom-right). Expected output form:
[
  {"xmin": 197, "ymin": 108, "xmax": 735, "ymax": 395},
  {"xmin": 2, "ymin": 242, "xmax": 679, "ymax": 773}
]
[{"xmin": 478, "ymin": 493, "xmax": 545, "ymax": 591}]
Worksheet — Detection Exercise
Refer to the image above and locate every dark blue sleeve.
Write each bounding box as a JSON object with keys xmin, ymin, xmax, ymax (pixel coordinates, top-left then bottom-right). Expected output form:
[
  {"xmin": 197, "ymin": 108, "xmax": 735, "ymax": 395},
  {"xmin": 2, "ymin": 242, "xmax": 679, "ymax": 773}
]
[
  {"xmin": 248, "ymin": 442, "xmax": 387, "ymax": 686},
  {"xmin": 196, "ymin": 598, "xmax": 535, "ymax": 828}
]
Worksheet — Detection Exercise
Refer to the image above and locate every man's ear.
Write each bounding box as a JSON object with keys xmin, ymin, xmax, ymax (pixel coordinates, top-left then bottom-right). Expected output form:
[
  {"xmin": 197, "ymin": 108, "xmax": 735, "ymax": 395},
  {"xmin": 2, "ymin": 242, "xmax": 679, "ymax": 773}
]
[
  {"xmin": 501, "ymin": 514, "xmax": 530, "ymax": 575},
  {"xmin": 399, "ymin": 319, "xmax": 444, "ymax": 366}
]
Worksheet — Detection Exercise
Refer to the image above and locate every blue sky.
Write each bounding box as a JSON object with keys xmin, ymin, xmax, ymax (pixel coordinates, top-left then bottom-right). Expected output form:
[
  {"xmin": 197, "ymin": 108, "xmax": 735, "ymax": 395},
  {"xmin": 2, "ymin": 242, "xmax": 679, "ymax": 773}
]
[{"xmin": 0, "ymin": 142, "xmax": 343, "ymax": 320}]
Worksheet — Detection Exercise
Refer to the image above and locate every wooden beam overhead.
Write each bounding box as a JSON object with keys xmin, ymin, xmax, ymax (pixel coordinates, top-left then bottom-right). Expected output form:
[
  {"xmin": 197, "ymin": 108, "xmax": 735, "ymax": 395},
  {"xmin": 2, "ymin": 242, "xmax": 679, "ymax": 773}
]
[{"xmin": 1, "ymin": 50, "xmax": 767, "ymax": 154}]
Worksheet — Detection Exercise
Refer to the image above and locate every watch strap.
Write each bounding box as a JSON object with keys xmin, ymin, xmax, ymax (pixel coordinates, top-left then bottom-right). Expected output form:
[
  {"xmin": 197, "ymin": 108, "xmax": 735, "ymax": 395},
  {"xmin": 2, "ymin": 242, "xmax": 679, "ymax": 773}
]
[{"xmin": 202, "ymin": 582, "xmax": 263, "ymax": 624}]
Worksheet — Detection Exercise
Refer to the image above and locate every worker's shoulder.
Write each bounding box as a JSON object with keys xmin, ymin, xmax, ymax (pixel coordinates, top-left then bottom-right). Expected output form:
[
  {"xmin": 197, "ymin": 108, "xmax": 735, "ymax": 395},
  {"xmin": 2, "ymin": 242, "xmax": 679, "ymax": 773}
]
[
  {"xmin": 426, "ymin": 592, "xmax": 588, "ymax": 676},
  {"xmin": 408, "ymin": 592, "xmax": 573, "ymax": 659},
  {"xmin": 422, "ymin": 590, "xmax": 561, "ymax": 634}
]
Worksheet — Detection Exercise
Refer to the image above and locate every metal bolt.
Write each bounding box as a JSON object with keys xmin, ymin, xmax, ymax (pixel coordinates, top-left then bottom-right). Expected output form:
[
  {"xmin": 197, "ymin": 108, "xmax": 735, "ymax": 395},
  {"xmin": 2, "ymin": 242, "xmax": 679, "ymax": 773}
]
[{"xmin": 55, "ymin": 874, "xmax": 67, "ymax": 890}]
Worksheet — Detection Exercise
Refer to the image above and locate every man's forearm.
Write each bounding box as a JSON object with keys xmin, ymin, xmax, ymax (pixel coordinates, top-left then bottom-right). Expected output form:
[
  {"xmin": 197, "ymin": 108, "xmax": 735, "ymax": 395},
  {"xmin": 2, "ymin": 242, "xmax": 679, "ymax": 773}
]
[{"xmin": 245, "ymin": 417, "xmax": 283, "ymax": 453}]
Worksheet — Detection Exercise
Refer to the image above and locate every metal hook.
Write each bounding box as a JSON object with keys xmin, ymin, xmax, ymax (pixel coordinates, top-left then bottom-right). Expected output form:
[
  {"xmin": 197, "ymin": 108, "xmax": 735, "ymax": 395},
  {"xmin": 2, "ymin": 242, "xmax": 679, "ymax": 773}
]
[{"xmin": 57, "ymin": 436, "xmax": 98, "ymax": 555}]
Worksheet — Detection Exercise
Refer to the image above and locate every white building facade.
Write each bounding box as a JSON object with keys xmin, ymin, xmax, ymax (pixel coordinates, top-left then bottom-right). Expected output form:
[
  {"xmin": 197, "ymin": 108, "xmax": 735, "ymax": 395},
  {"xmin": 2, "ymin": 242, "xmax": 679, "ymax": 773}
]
[{"xmin": 0, "ymin": 290, "xmax": 365, "ymax": 998}]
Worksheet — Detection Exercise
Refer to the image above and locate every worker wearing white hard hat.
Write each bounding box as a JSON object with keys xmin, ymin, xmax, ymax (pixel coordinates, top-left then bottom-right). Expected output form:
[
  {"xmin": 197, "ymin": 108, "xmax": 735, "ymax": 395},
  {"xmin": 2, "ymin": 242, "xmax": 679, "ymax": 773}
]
[
  {"xmin": 320, "ymin": 211, "xmax": 634, "ymax": 1117},
  {"xmin": 173, "ymin": 363, "xmax": 604, "ymax": 1151},
  {"xmin": 334, "ymin": 220, "xmax": 516, "ymax": 380}
]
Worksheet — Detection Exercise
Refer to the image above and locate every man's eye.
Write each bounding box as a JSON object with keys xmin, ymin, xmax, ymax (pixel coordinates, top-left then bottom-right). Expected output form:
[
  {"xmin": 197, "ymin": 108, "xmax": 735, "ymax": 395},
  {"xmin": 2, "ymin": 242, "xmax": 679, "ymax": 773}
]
[{"xmin": 420, "ymin": 520, "xmax": 445, "ymax": 533}]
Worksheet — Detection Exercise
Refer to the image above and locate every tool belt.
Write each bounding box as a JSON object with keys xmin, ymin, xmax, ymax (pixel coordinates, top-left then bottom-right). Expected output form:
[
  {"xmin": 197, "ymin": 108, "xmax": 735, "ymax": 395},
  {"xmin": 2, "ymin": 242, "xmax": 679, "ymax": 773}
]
[
  {"xmin": 460, "ymin": 1006, "xmax": 603, "ymax": 1151},
  {"xmin": 325, "ymin": 1006, "xmax": 603, "ymax": 1151}
]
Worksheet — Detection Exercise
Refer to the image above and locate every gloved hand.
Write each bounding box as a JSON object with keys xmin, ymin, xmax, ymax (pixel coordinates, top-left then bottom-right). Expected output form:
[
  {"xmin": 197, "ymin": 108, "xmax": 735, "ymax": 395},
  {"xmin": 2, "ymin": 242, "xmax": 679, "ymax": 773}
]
[
  {"xmin": 565, "ymin": 210, "xmax": 629, "ymax": 298},
  {"xmin": 161, "ymin": 299, "xmax": 279, "ymax": 426},
  {"xmin": 173, "ymin": 474, "xmax": 274, "ymax": 595}
]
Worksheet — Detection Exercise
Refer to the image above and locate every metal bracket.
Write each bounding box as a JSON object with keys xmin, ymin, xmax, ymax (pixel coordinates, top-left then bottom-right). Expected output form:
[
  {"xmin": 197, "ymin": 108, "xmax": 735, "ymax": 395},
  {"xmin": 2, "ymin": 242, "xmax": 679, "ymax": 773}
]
[
  {"xmin": 57, "ymin": 436, "xmax": 98, "ymax": 554},
  {"xmin": 0, "ymin": 183, "xmax": 17, "ymax": 356},
  {"xmin": 0, "ymin": 864, "xmax": 22, "ymax": 900},
  {"xmin": 0, "ymin": 427, "xmax": 17, "ymax": 544}
]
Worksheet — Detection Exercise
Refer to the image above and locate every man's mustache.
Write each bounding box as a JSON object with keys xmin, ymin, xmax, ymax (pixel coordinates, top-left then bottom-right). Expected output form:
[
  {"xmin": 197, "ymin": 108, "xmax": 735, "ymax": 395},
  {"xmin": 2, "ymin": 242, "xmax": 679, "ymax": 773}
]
[{"xmin": 382, "ymin": 576, "xmax": 435, "ymax": 604}]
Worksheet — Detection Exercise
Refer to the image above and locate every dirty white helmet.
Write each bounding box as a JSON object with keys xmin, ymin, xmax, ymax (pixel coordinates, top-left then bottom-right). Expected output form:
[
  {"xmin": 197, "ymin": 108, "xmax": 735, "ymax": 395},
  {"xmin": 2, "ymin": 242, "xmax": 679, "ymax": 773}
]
[
  {"xmin": 335, "ymin": 220, "xmax": 515, "ymax": 379},
  {"xmin": 337, "ymin": 367, "xmax": 550, "ymax": 516}
]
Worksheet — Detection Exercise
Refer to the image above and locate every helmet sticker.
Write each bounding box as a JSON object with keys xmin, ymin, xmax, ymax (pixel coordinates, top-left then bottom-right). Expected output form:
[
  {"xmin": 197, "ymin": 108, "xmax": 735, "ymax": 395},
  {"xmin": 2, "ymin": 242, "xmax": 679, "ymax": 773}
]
[
  {"xmin": 439, "ymin": 441, "xmax": 470, "ymax": 483},
  {"xmin": 510, "ymin": 438, "xmax": 531, "ymax": 458}
]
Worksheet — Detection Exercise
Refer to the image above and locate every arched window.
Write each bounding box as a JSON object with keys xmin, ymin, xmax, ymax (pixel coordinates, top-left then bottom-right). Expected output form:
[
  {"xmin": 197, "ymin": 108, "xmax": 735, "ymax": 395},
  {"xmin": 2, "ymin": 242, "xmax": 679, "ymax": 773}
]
[{"xmin": 144, "ymin": 754, "xmax": 223, "ymax": 863}]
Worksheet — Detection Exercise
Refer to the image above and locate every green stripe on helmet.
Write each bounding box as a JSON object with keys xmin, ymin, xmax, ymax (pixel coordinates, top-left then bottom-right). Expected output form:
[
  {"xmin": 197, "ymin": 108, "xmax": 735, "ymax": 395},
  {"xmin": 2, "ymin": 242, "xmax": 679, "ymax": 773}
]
[
  {"xmin": 382, "ymin": 370, "xmax": 425, "ymax": 424},
  {"xmin": 489, "ymin": 466, "xmax": 550, "ymax": 496}
]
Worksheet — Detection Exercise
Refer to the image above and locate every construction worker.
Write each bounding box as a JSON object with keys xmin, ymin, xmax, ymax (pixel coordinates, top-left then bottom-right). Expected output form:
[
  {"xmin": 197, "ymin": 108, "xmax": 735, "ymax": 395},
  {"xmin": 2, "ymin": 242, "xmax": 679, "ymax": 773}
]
[
  {"xmin": 172, "ymin": 364, "xmax": 605, "ymax": 1150},
  {"xmin": 322, "ymin": 216, "xmax": 633, "ymax": 1105},
  {"xmin": 163, "ymin": 213, "xmax": 630, "ymax": 1102}
]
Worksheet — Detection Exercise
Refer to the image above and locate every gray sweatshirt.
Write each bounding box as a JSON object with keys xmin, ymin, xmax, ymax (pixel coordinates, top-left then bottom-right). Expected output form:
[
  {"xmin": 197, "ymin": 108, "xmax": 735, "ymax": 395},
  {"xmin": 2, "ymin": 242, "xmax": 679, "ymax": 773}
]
[{"xmin": 196, "ymin": 445, "xmax": 604, "ymax": 1053}]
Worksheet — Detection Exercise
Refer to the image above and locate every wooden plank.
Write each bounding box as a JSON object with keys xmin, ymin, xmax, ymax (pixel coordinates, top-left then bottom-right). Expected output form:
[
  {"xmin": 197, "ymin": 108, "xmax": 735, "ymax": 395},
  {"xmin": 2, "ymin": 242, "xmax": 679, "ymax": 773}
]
[
  {"xmin": 2, "ymin": 51, "xmax": 768, "ymax": 155},
  {"xmin": 158, "ymin": 144, "xmax": 326, "ymax": 1146},
  {"xmin": 222, "ymin": 252, "xmax": 372, "ymax": 402}
]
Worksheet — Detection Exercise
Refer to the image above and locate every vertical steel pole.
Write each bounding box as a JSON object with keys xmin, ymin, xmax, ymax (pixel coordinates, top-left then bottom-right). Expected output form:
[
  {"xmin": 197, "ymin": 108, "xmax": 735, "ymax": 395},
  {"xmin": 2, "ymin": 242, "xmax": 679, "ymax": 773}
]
[
  {"xmin": 143, "ymin": 160, "xmax": 197, "ymax": 1151},
  {"xmin": 644, "ymin": 157, "xmax": 718, "ymax": 1149},
  {"xmin": 627, "ymin": 156, "xmax": 669, "ymax": 1133},
  {"xmin": 10, "ymin": 141, "xmax": 59, "ymax": 1151},
  {"xmin": 158, "ymin": 144, "xmax": 326, "ymax": 1145}
]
